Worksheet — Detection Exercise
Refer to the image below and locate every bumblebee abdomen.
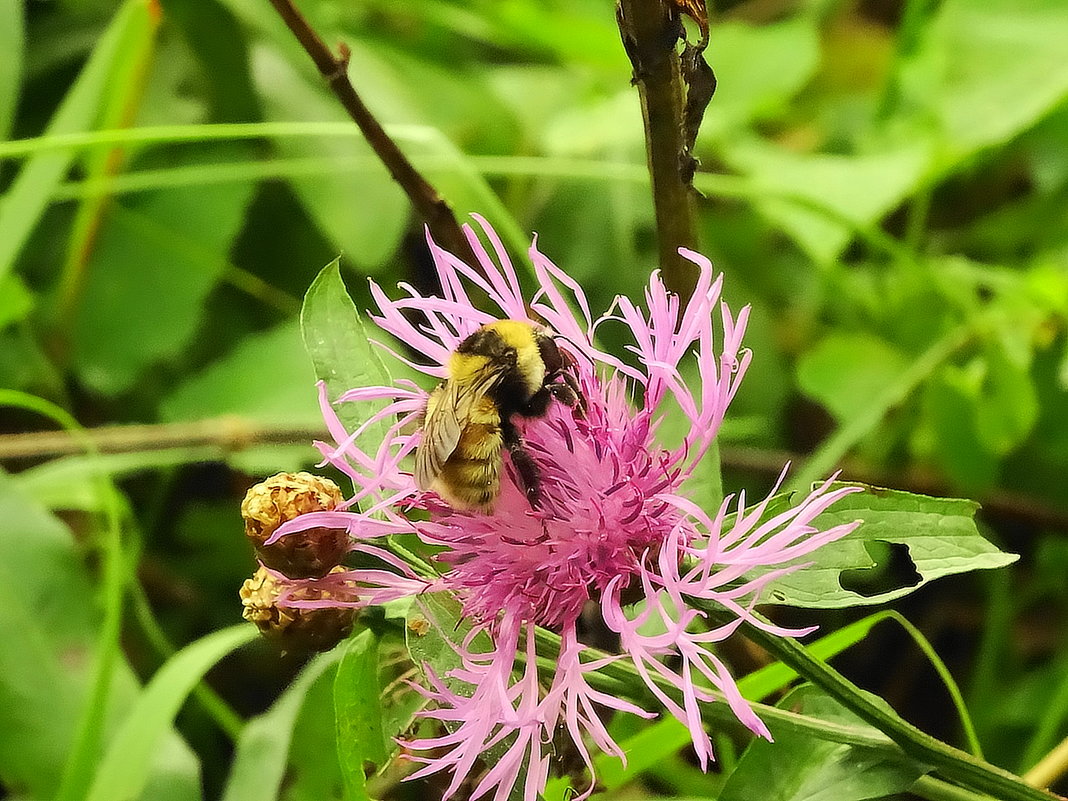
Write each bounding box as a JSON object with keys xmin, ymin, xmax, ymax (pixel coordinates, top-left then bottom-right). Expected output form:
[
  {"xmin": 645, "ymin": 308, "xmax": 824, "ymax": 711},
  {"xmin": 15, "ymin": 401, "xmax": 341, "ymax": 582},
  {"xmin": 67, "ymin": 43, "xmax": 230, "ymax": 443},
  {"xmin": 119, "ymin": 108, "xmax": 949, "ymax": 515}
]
[
  {"xmin": 436, "ymin": 406, "xmax": 504, "ymax": 509},
  {"xmin": 438, "ymin": 452, "xmax": 502, "ymax": 508}
]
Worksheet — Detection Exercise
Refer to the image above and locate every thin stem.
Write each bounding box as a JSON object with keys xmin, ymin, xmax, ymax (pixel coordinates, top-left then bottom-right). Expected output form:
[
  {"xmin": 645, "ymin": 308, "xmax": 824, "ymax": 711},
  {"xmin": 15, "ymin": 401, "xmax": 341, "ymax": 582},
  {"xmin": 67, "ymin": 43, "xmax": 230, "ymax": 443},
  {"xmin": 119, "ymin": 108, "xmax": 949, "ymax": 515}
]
[
  {"xmin": 616, "ymin": 0, "xmax": 699, "ymax": 299},
  {"xmin": 729, "ymin": 611, "xmax": 1059, "ymax": 801},
  {"xmin": 265, "ymin": 0, "xmax": 477, "ymax": 265},
  {"xmin": 129, "ymin": 582, "xmax": 244, "ymax": 739},
  {"xmin": 1026, "ymin": 735, "xmax": 1068, "ymax": 791},
  {"xmin": 0, "ymin": 417, "xmax": 324, "ymax": 461}
]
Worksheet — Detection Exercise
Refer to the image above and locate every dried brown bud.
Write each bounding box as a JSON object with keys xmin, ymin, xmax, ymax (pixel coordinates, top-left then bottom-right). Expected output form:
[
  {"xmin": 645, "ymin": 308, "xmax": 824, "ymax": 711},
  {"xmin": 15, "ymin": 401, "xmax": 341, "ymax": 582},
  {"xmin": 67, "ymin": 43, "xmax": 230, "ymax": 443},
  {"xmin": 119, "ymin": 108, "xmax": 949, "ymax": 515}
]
[
  {"xmin": 240, "ymin": 565, "xmax": 356, "ymax": 651},
  {"xmin": 241, "ymin": 471, "xmax": 348, "ymax": 578}
]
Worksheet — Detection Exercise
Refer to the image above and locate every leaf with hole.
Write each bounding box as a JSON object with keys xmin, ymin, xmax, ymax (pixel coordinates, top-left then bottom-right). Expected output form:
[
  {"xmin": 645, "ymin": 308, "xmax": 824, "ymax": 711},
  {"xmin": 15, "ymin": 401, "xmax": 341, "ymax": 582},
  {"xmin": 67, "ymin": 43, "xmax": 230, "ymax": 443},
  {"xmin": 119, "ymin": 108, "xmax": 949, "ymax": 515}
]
[{"xmin": 754, "ymin": 484, "xmax": 1017, "ymax": 608}]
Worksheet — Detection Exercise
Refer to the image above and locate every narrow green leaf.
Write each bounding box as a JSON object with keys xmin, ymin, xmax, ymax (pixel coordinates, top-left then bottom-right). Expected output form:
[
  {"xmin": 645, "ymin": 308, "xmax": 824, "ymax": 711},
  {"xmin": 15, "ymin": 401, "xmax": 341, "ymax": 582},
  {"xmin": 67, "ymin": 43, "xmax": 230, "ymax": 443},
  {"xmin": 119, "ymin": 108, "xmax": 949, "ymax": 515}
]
[
  {"xmin": 0, "ymin": 0, "xmax": 156, "ymax": 286},
  {"xmin": 221, "ymin": 648, "xmax": 344, "ymax": 801},
  {"xmin": 334, "ymin": 631, "xmax": 388, "ymax": 801},
  {"xmin": 86, "ymin": 625, "xmax": 257, "ymax": 801},
  {"xmin": 300, "ymin": 260, "xmax": 394, "ymax": 437},
  {"xmin": 0, "ymin": 0, "xmax": 23, "ymax": 142},
  {"xmin": 758, "ymin": 484, "xmax": 1018, "ymax": 608}
]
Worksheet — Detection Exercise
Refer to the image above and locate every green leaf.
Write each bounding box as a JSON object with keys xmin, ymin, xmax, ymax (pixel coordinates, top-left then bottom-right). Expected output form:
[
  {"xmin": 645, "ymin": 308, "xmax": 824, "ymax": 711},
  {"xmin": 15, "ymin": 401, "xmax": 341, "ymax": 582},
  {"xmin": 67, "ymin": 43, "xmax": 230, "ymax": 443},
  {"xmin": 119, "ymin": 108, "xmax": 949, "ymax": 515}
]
[
  {"xmin": 250, "ymin": 46, "xmax": 409, "ymax": 272},
  {"xmin": 920, "ymin": 367, "xmax": 1000, "ymax": 491},
  {"xmin": 903, "ymin": 0, "xmax": 1068, "ymax": 166},
  {"xmin": 0, "ymin": 0, "xmax": 156, "ymax": 286},
  {"xmin": 70, "ymin": 148, "xmax": 257, "ymax": 395},
  {"xmin": 301, "ymin": 260, "xmax": 393, "ymax": 436},
  {"xmin": 0, "ymin": 470, "xmax": 200, "ymax": 800},
  {"xmin": 797, "ymin": 334, "xmax": 910, "ymax": 423},
  {"xmin": 720, "ymin": 139, "xmax": 930, "ymax": 264},
  {"xmin": 697, "ymin": 17, "xmax": 820, "ymax": 141},
  {"xmin": 221, "ymin": 648, "xmax": 344, "ymax": 801},
  {"xmin": 406, "ymin": 592, "xmax": 493, "ymax": 692},
  {"xmin": 0, "ymin": 0, "xmax": 22, "ymax": 142},
  {"xmin": 162, "ymin": 320, "xmax": 320, "ymax": 426},
  {"xmin": 86, "ymin": 625, "xmax": 257, "ymax": 801},
  {"xmin": 543, "ymin": 612, "xmax": 895, "ymax": 801},
  {"xmin": 973, "ymin": 344, "xmax": 1039, "ymax": 456},
  {"xmin": 334, "ymin": 631, "xmax": 388, "ymax": 801},
  {"xmin": 718, "ymin": 685, "xmax": 925, "ymax": 801},
  {"xmin": 757, "ymin": 484, "xmax": 1017, "ymax": 608},
  {"xmin": 0, "ymin": 272, "xmax": 33, "ymax": 328}
]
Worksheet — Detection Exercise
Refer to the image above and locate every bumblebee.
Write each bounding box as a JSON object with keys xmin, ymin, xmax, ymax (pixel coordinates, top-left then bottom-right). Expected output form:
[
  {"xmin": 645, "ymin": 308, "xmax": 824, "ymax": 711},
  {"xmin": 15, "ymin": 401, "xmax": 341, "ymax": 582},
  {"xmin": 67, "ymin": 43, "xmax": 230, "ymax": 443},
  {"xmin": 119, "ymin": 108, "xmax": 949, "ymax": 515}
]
[{"xmin": 414, "ymin": 320, "xmax": 583, "ymax": 511}]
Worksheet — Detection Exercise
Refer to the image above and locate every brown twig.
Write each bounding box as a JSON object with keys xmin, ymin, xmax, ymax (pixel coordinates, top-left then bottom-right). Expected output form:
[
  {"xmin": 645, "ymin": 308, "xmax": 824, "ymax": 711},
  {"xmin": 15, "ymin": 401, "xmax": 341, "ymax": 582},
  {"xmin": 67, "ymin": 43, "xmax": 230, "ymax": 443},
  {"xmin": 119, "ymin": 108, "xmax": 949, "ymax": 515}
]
[
  {"xmin": 3, "ymin": 419, "xmax": 1064, "ymax": 533},
  {"xmin": 0, "ymin": 418, "xmax": 325, "ymax": 461},
  {"xmin": 266, "ymin": 0, "xmax": 477, "ymax": 265},
  {"xmin": 616, "ymin": 0, "xmax": 701, "ymax": 299}
]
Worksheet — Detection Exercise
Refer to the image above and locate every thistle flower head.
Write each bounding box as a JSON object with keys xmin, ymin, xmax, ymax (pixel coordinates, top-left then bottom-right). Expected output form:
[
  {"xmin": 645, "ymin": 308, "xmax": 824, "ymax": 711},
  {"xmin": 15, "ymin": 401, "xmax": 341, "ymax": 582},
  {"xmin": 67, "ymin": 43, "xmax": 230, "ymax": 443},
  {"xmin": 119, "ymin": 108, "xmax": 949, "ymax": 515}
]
[{"xmin": 269, "ymin": 216, "xmax": 861, "ymax": 800}]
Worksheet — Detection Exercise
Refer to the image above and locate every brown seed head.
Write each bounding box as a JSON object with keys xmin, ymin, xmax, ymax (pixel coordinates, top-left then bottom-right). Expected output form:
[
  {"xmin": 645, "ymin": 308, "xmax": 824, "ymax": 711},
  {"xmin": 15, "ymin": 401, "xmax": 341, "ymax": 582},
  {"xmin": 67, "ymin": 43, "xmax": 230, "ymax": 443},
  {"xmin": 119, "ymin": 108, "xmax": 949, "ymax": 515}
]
[
  {"xmin": 239, "ymin": 564, "xmax": 356, "ymax": 651},
  {"xmin": 241, "ymin": 471, "xmax": 348, "ymax": 578}
]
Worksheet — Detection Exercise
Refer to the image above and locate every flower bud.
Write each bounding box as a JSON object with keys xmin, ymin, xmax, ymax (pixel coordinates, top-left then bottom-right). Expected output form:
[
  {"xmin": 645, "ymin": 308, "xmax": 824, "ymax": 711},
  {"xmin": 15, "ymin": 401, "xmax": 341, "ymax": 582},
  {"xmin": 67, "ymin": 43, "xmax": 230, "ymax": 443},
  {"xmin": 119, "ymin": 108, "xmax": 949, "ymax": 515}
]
[
  {"xmin": 239, "ymin": 565, "xmax": 355, "ymax": 651},
  {"xmin": 241, "ymin": 471, "xmax": 348, "ymax": 578}
]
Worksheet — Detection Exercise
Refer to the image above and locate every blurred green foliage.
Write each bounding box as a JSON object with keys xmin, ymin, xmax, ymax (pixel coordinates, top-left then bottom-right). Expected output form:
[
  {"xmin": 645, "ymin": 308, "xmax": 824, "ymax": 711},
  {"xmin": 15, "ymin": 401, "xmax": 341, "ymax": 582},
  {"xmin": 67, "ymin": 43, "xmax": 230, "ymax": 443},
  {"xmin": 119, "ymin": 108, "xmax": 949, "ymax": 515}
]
[{"xmin": 2, "ymin": 0, "xmax": 1068, "ymax": 798}]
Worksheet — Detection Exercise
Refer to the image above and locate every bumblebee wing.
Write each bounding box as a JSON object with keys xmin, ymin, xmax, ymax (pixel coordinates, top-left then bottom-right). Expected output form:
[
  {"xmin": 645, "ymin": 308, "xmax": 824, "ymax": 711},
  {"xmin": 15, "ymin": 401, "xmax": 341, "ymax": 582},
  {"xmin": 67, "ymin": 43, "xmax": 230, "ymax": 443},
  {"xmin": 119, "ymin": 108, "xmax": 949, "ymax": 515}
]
[{"xmin": 414, "ymin": 369, "xmax": 502, "ymax": 491}]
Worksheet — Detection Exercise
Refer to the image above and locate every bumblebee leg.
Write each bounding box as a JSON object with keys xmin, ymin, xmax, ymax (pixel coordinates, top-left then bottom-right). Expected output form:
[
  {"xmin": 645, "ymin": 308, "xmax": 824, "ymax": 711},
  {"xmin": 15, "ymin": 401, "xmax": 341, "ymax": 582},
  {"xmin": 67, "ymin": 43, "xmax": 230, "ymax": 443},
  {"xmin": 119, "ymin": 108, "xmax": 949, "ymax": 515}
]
[
  {"xmin": 550, "ymin": 372, "xmax": 586, "ymax": 417},
  {"xmin": 501, "ymin": 419, "xmax": 542, "ymax": 507},
  {"xmin": 518, "ymin": 385, "xmax": 554, "ymax": 417}
]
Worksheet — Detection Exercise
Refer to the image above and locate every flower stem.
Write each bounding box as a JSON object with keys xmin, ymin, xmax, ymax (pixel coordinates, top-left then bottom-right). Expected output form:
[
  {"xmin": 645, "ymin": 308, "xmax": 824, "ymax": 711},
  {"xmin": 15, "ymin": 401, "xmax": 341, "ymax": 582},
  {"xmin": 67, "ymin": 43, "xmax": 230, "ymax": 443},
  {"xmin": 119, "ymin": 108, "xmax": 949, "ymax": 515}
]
[
  {"xmin": 728, "ymin": 611, "xmax": 1059, "ymax": 801},
  {"xmin": 616, "ymin": 0, "xmax": 699, "ymax": 299},
  {"xmin": 266, "ymin": 0, "xmax": 477, "ymax": 266}
]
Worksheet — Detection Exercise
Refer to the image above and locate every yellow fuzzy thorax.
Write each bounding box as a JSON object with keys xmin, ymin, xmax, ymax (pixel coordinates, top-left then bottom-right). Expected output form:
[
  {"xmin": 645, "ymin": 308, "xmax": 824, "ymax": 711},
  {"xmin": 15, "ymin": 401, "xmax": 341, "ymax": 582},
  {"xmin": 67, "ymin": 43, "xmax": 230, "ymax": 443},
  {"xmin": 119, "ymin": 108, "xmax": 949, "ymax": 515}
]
[{"xmin": 446, "ymin": 320, "xmax": 546, "ymax": 398}]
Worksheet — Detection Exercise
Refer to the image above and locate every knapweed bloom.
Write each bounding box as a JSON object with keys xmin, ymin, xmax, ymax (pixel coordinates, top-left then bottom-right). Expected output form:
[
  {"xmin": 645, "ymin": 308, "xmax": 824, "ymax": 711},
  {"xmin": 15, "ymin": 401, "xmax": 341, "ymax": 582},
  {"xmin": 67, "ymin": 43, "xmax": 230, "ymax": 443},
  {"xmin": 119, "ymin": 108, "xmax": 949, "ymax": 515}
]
[{"xmin": 268, "ymin": 216, "xmax": 861, "ymax": 800}]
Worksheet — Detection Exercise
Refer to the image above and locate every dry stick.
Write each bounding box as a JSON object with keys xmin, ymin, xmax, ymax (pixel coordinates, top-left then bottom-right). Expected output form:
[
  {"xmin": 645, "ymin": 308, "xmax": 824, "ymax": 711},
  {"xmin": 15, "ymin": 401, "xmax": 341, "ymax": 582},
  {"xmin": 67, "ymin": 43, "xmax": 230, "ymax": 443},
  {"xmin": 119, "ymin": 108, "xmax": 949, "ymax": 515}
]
[
  {"xmin": 617, "ymin": 0, "xmax": 700, "ymax": 299},
  {"xmin": 3, "ymin": 420, "xmax": 1066, "ymax": 534},
  {"xmin": 0, "ymin": 418, "xmax": 325, "ymax": 461},
  {"xmin": 266, "ymin": 0, "xmax": 477, "ymax": 265}
]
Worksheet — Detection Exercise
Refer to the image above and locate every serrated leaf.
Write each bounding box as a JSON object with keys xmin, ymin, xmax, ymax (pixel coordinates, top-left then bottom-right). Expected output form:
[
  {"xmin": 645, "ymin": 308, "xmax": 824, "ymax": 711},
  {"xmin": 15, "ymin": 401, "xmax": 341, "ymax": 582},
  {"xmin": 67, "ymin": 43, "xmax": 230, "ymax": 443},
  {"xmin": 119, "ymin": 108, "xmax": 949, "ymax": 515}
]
[
  {"xmin": 719, "ymin": 685, "xmax": 925, "ymax": 801},
  {"xmin": 86, "ymin": 625, "xmax": 257, "ymax": 801},
  {"xmin": 334, "ymin": 631, "xmax": 387, "ymax": 801},
  {"xmin": 757, "ymin": 484, "xmax": 1017, "ymax": 608}
]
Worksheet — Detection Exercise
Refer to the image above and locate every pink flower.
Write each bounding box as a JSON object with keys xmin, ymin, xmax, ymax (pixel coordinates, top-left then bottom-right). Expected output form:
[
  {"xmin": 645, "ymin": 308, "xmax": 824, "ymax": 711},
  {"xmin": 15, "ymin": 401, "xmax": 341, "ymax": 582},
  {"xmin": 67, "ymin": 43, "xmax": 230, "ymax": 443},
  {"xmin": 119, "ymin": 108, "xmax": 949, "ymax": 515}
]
[{"xmin": 269, "ymin": 216, "xmax": 862, "ymax": 800}]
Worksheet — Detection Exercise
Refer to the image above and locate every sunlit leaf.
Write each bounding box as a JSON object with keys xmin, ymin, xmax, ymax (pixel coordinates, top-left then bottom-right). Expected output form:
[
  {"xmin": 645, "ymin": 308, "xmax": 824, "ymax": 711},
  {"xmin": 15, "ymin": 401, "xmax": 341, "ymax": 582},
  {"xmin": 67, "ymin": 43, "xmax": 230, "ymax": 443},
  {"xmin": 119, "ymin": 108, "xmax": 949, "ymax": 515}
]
[
  {"xmin": 86, "ymin": 626, "xmax": 256, "ymax": 801},
  {"xmin": 756, "ymin": 484, "xmax": 1017, "ymax": 607},
  {"xmin": 798, "ymin": 334, "xmax": 910, "ymax": 422},
  {"xmin": 300, "ymin": 259, "xmax": 393, "ymax": 436}
]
